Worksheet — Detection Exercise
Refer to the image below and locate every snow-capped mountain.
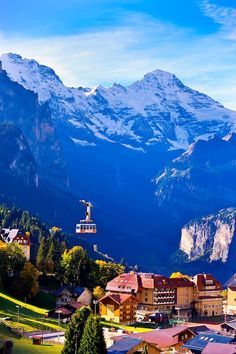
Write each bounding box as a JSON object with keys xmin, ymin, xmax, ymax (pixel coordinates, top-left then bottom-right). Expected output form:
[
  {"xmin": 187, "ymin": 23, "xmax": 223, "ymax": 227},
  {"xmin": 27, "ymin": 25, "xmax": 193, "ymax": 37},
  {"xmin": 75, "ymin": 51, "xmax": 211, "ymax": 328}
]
[
  {"xmin": 1, "ymin": 53, "xmax": 236, "ymax": 151},
  {"xmin": 2, "ymin": 52, "xmax": 236, "ymax": 275}
]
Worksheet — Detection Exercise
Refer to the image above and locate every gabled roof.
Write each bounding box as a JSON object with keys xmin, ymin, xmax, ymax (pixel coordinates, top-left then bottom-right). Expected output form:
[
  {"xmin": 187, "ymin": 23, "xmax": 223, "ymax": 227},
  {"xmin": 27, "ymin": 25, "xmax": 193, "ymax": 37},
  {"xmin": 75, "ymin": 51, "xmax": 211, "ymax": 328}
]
[
  {"xmin": 192, "ymin": 274, "xmax": 223, "ymax": 291},
  {"xmin": 73, "ymin": 287, "xmax": 88, "ymax": 296},
  {"xmin": 99, "ymin": 293, "xmax": 138, "ymax": 305},
  {"xmin": 113, "ymin": 326, "xmax": 195, "ymax": 348},
  {"xmin": 0, "ymin": 228, "xmax": 19, "ymax": 243},
  {"xmin": 225, "ymin": 273, "xmax": 236, "ymax": 288},
  {"xmin": 202, "ymin": 342, "xmax": 236, "ymax": 354},
  {"xmin": 55, "ymin": 285, "xmax": 88, "ymax": 297},
  {"xmin": 183, "ymin": 332, "xmax": 235, "ymax": 351},
  {"xmin": 108, "ymin": 337, "xmax": 142, "ymax": 354},
  {"xmin": 54, "ymin": 285, "xmax": 72, "ymax": 297},
  {"xmin": 54, "ymin": 307, "xmax": 73, "ymax": 315}
]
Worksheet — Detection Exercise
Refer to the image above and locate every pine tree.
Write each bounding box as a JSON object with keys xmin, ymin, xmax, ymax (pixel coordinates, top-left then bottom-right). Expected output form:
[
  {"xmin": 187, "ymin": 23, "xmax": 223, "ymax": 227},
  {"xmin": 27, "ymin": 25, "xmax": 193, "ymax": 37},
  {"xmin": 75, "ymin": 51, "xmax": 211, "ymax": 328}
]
[
  {"xmin": 45, "ymin": 239, "xmax": 55, "ymax": 274},
  {"xmin": 79, "ymin": 316, "xmax": 107, "ymax": 354},
  {"xmin": 36, "ymin": 237, "xmax": 46, "ymax": 272},
  {"xmin": 62, "ymin": 307, "xmax": 92, "ymax": 354}
]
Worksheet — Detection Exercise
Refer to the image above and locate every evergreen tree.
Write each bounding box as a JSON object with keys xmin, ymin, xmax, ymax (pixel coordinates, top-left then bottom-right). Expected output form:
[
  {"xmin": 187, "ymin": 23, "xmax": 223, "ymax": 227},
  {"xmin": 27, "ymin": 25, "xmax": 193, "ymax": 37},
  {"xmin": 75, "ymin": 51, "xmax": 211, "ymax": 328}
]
[
  {"xmin": 62, "ymin": 306, "xmax": 92, "ymax": 354},
  {"xmin": 45, "ymin": 239, "xmax": 55, "ymax": 273},
  {"xmin": 36, "ymin": 237, "xmax": 46, "ymax": 272},
  {"xmin": 79, "ymin": 316, "xmax": 107, "ymax": 354}
]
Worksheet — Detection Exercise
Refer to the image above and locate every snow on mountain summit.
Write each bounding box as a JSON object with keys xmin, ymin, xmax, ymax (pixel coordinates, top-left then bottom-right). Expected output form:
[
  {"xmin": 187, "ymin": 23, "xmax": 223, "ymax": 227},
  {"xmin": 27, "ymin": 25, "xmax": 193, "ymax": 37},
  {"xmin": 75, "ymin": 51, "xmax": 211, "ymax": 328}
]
[
  {"xmin": 1, "ymin": 52, "xmax": 236, "ymax": 151},
  {"xmin": 0, "ymin": 53, "xmax": 69, "ymax": 102}
]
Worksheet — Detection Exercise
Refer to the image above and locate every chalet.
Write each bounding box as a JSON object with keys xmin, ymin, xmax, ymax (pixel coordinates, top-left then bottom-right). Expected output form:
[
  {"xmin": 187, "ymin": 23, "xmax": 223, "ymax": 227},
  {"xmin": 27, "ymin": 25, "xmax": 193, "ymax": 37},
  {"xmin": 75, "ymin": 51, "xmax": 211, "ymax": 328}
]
[
  {"xmin": 99, "ymin": 293, "xmax": 138, "ymax": 325},
  {"xmin": 48, "ymin": 302, "xmax": 84, "ymax": 322},
  {"xmin": 191, "ymin": 274, "xmax": 223, "ymax": 317},
  {"xmin": 55, "ymin": 285, "xmax": 92, "ymax": 307},
  {"xmin": 112, "ymin": 326, "xmax": 195, "ymax": 352},
  {"xmin": 225, "ymin": 273, "xmax": 236, "ymax": 315},
  {"xmin": 0, "ymin": 228, "xmax": 30, "ymax": 260},
  {"xmin": 202, "ymin": 342, "xmax": 236, "ymax": 354},
  {"xmin": 108, "ymin": 337, "xmax": 160, "ymax": 354},
  {"xmin": 183, "ymin": 332, "xmax": 235, "ymax": 354}
]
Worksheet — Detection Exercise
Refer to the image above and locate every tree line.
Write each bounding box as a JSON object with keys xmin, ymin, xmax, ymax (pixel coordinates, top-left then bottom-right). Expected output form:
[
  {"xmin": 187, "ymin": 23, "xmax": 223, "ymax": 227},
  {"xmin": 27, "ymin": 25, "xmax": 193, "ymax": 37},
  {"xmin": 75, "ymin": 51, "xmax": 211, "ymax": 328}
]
[{"xmin": 0, "ymin": 204, "xmax": 125, "ymax": 300}]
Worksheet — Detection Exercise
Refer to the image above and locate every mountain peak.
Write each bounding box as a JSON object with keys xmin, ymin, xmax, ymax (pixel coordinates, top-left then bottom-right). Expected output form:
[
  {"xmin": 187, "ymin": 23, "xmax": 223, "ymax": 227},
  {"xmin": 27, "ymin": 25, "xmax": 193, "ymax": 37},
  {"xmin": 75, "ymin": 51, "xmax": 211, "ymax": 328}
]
[
  {"xmin": 0, "ymin": 52, "xmax": 66, "ymax": 102},
  {"xmin": 130, "ymin": 68, "xmax": 183, "ymax": 92},
  {"xmin": 144, "ymin": 69, "xmax": 176, "ymax": 80},
  {"xmin": 2, "ymin": 53, "xmax": 23, "ymax": 61}
]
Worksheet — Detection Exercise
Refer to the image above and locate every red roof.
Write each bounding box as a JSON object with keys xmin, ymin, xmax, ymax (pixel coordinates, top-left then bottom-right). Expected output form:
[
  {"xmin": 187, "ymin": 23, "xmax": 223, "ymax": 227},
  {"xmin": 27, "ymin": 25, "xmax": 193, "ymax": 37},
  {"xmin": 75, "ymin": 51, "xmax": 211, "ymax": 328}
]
[
  {"xmin": 99, "ymin": 293, "xmax": 138, "ymax": 304},
  {"xmin": 113, "ymin": 326, "xmax": 195, "ymax": 348},
  {"xmin": 106, "ymin": 272, "xmax": 140, "ymax": 293},
  {"xmin": 55, "ymin": 307, "xmax": 72, "ymax": 315},
  {"xmin": 202, "ymin": 343, "xmax": 236, "ymax": 354},
  {"xmin": 154, "ymin": 275, "xmax": 194, "ymax": 289},
  {"xmin": 106, "ymin": 272, "xmax": 193, "ymax": 293},
  {"xmin": 140, "ymin": 273, "xmax": 155, "ymax": 289},
  {"xmin": 193, "ymin": 274, "xmax": 223, "ymax": 291}
]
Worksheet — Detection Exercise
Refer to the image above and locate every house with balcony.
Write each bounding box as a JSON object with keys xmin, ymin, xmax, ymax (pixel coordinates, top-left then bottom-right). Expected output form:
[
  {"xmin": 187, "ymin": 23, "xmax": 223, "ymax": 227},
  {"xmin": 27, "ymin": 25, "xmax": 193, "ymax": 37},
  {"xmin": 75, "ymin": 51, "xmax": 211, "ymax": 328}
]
[
  {"xmin": 106, "ymin": 271, "xmax": 194, "ymax": 316},
  {"xmin": 55, "ymin": 285, "xmax": 92, "ymax": 307},
  {"xmin": 99, "ymin": 293, "xmax": 138, "ymax": 325},
  {"xmin": 191, "ymin": 274, "xmax": 223, "ymax": 317}
]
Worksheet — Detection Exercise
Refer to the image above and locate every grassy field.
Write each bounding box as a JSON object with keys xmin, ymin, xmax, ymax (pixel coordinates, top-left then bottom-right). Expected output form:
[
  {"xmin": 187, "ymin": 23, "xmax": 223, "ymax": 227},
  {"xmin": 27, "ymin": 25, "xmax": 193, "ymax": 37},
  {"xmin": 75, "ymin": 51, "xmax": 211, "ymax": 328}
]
[
  {"xmin": 0, "ymin": 291, "xmax": 64, "ymax": 353},
  {"xmin": 0, "ymin": 324, "xmax": 62, "ymax": 354},
  {"xmin": 0, "ymin": 292, "xmax": 64, "ymax": 354},
  {"xmin": 0, "ymin": 291, "xmax": 64, "ymax": 331},
  {"xmin": 101, "ymin": 320, "xmax": 153, "ymax": 333},
  {"xmin": 0, "ymin": 291, "xmax": 155, "ymax": 353}
]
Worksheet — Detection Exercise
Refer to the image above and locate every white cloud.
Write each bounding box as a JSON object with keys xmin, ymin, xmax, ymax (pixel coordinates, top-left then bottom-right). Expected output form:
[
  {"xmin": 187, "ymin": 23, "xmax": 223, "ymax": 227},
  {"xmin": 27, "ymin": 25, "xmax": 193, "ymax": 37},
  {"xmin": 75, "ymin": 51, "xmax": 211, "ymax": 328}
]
[
  {"xmin": 0, "ymin": 11, "xmax": 236, "ymax": 109},
  {"xmin": 199, "ymin": 0, "xmax": 236, "ymax": 39}
]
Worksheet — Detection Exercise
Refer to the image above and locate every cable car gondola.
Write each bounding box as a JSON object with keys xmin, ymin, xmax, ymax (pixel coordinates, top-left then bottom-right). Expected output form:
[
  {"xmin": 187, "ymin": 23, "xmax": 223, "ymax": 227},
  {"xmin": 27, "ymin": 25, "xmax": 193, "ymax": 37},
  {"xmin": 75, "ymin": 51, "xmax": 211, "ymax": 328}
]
[{"xmin": 76, "ymin": 200, "xmax": 97, "ymax": 234}]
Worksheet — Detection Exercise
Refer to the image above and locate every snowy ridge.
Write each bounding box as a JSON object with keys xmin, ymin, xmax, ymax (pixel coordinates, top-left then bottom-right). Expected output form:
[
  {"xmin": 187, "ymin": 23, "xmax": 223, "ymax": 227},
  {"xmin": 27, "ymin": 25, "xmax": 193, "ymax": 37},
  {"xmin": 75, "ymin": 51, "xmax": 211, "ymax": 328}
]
[{"xmin": 1, "ymin": 53, "xmax": 236, "ymax": 151}]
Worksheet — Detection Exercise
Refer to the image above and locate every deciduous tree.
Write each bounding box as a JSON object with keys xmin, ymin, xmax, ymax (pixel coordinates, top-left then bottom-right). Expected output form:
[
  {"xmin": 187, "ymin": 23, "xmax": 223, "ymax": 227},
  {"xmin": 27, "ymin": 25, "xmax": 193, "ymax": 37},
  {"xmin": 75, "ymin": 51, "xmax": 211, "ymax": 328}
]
[
  {"xmin": 11, "ymin": 262, "xmax": 39, "ymax": 299},
  {"xmin": 61, "ymin": 246, "xmax": 92, "ymax": 287}
]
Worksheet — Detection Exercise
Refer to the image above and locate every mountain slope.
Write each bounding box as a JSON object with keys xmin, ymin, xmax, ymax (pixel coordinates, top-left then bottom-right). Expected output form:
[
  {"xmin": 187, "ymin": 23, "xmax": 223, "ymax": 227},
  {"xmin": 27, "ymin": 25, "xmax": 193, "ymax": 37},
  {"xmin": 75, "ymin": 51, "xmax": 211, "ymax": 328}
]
[
  {"xmin": 2, "ymin": 53, "xmax": 236, "ymax": 273},
  {"xmin": 0, "ymin": 61, "xmax": 67, "ymax": 187},
  {"xmin": 0, "ymin": 123, "xmax": 37, "ymax": 186},
  {"xmin": 154, "ymin": 133, "xmax": 236, "ymax": 224}
]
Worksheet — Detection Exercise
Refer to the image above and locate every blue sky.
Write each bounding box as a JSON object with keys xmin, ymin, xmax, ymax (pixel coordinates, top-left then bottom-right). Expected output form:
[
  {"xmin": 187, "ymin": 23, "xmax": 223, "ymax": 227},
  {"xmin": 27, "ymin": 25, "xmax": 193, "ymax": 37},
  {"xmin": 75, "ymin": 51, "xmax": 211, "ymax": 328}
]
[{"xmin": 1, "ymin": 0, "xmax": 236, "ymax": 108}]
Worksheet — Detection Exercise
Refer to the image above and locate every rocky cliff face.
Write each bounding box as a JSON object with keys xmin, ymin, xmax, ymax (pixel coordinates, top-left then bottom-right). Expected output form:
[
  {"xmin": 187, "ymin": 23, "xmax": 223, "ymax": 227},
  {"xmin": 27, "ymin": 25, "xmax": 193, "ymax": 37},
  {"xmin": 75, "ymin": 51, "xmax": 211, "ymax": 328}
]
[
  {"xmin": 0, "ymin": 123, "xmax": 37, "ymax": 185},
  {"xmin": 0, "ymin": 61, "xmax": 67, "ymax": 187},
  {"xmin": 180, "ymin": 208, "xmax": 236, "ymax": 263}
]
